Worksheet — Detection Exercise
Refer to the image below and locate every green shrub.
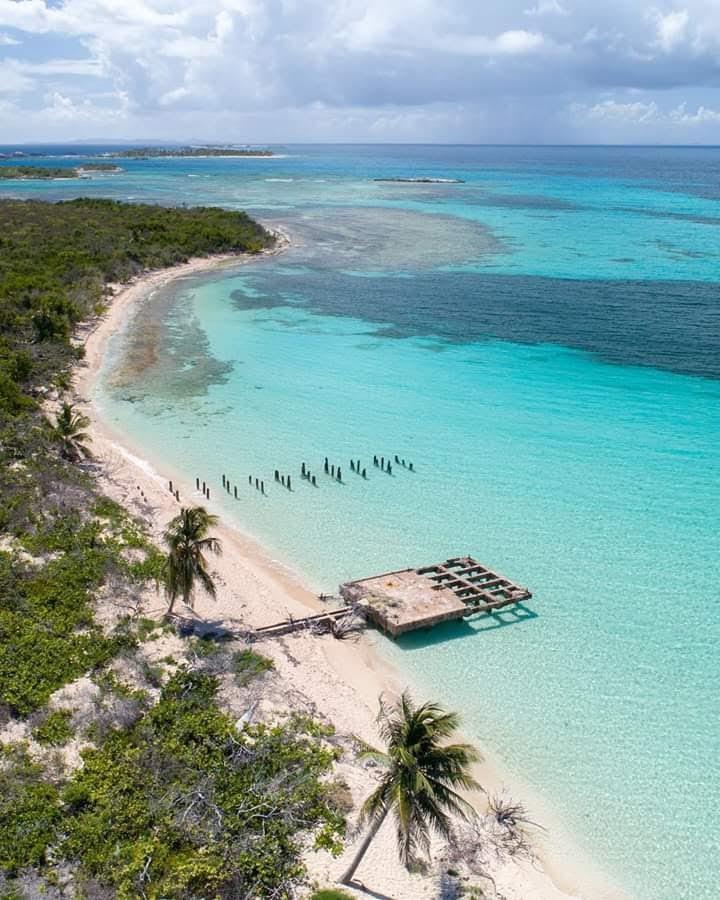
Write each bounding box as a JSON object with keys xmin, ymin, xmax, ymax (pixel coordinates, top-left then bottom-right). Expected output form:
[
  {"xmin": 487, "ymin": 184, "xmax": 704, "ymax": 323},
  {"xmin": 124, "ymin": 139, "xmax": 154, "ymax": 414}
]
[
  {"xmin": 0, "ymin": 747, "xmax": 61, "ymax": 874},
  {"xmin": 192, "ymin": 634, "xmax": 225, "ymax": 657},
  {"xmin": 232, "ymin": 648, "xmax": 274, "ymax": 685},
  {"xmin": 33, "ymin": 709, "xmax": 74, "ymax": 746}
]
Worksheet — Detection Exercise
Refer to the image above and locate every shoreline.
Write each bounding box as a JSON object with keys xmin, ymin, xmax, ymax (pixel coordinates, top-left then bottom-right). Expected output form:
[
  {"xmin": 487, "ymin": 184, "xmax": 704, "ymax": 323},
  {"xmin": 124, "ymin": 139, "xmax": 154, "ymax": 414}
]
[{"xmin": 72, "ymin": 237, "xmax": 619, "ymax": 900}]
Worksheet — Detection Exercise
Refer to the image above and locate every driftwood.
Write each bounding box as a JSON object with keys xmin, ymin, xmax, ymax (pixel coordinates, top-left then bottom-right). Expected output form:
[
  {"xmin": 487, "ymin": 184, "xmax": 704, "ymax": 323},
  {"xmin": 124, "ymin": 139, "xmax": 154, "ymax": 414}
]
[{"xmin": 253, "ymin": 607, "xmax": 365, "ymax": 640}]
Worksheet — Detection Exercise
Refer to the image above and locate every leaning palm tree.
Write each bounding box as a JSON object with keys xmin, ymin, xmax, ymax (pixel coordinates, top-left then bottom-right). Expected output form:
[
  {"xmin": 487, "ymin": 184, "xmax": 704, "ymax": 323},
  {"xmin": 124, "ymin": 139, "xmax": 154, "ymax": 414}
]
[
  {"xmin": 52, "ymin": 402, "xmax": 92, "ymax": 462},
  {"xmin": 340, "ymin": 691, "xmax": 480, "ymax": 885},
  {"xmin": 163, "ymin": 506, "xmax": 222, "ymax": 616}
]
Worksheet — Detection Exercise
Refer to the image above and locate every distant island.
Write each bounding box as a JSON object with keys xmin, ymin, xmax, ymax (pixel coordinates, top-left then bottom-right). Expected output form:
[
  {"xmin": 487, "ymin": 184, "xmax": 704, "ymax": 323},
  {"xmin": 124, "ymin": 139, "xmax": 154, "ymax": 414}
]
[
  {"xmin": 374, "ymin": 177, "xmax": 465, "ymax": 184},
  {"xmin": 112, "ymin": 146, "xmax": 274, "ymax": 159},
  {"xmin": 0, "ymin": 163, "xmax": 122, "ymax": 180}
]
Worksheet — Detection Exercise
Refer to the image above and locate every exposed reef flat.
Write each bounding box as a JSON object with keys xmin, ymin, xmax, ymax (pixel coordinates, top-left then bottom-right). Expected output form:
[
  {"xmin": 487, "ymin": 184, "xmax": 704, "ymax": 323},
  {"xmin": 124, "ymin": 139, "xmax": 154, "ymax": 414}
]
[
  {"xmin": 0, "ymin": 163, "xmax": 122, "ymax": 179},
  {"xmin": 374, "ymin": 176, "xmax": 465, "ymax": 183}
]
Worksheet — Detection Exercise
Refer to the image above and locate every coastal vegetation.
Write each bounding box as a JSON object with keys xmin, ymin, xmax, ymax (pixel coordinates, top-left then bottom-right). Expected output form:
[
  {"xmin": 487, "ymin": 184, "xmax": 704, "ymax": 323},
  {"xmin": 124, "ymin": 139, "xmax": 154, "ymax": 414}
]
[
  {"xmin": 163, "ymin": 506, "xmax": 222, "ymax": 615},
  {"xmin": 114, "ymin": 146, "xmax": 273, "ymax": 158},
  {"xmin": 340, "ymin": 692, "xmax": 480, "ymax": 886}
]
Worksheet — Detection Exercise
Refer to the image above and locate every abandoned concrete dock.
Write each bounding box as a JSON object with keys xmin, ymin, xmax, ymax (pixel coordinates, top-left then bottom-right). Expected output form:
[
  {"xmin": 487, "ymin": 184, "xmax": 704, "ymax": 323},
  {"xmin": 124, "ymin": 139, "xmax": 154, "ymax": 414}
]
[{"xmin": 340, "ymin": 556, "xmax": 532, "ymax": 637}]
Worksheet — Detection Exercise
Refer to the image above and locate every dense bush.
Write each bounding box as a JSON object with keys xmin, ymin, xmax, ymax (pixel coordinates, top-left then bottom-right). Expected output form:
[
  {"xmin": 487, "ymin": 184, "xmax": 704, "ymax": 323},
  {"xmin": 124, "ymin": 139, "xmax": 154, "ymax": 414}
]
[{"xmin": 62, "ymin": 671, "xmax": 344, "ymax": 898}]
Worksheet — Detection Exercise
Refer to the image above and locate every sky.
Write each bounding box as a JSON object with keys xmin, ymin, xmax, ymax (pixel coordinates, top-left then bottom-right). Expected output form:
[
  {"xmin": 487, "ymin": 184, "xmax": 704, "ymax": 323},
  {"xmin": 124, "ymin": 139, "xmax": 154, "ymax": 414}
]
[{"xmin": 0, "ymin": 0, "xmax": 719, "ymax": 144}]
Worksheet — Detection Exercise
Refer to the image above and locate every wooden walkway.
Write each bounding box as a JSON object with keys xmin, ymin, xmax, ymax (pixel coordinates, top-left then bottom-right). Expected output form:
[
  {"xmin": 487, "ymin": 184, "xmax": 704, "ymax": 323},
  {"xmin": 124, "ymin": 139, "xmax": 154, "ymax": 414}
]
[{"xmin": 253, "ymin": 606, "xmax": 354, "ymax": 639}]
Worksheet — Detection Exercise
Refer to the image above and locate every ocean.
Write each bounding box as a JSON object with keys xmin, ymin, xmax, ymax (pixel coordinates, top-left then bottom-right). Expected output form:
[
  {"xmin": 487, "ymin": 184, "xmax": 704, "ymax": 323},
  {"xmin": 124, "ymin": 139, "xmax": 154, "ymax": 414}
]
[{"xmin": 4, "ymin": 144, "xmax": 719, "ymax": 899}]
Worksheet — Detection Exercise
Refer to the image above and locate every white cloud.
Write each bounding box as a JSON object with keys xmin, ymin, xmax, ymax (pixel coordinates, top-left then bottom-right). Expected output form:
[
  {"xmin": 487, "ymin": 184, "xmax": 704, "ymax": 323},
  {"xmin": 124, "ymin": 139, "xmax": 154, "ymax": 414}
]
[
  {"xmin": 581, "ymin": 99, "xmax": 661, "ymax": 123},
  {"xmin": 669, "ymin": 101, "xmax": 720, "ymax": 124},
  {"xmin": 40, "ymin": 88, "xmax": 130, "ymax": 121},
  {"xmin": 654, "ymin": 9, "xmax": 689, "ymax": 51},
  {"xmin": 572, "ymin": 97, "xmax": 720, "ymax": 128},
  {"xmin": 0, "ymin": 61, "xmax": 33, "ymax": 93},
  {"xmin": 524, "ymin": 0, "xmax": 566, "ymax": 16},
  {"xmin": 493, "ymin": 29, "xmax": 545, "ymax": 53},
  {"xmin": 17, "ymin": 57, "xmax": 105, "ymax": 77},
  {"xmin": 0, "ymin": 0, "xmax": 718, "ymax": 141},
  {"xmin": 0, "ymin": 30, "xmax": 19, "ymax": 44}
]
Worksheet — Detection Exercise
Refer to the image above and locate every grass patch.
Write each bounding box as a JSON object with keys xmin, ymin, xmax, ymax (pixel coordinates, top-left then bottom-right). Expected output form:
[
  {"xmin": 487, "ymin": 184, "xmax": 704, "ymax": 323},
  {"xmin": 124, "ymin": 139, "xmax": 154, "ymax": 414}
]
[
  {"xmin": 310, "ymin": 890, "xmax": 355, "ymax": 900},
  {"xmin": 232, "ymin": 648, "xmax": 274, "ymax": 685}
]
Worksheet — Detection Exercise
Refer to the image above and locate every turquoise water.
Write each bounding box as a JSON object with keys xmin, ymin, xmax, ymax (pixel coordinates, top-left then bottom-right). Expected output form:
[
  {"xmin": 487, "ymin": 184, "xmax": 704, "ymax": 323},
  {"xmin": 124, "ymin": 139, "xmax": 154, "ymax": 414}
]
[{"xmin": 5, "ymin": 145, "xmax": 719, "ymax": 898}]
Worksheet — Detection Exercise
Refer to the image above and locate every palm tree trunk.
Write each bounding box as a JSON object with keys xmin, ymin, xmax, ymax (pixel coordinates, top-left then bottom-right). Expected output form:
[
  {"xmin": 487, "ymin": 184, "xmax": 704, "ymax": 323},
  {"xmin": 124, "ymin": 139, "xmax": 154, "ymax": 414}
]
[{"xmin": 339, "ymin": 807, "xmax": 388, "ymax": 886}]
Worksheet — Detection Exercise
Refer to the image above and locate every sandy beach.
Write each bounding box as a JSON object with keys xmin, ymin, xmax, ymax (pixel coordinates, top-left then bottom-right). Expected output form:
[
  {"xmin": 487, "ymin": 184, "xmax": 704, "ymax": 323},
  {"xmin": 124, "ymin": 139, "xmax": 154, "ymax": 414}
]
[{"xmin": 70, "ymin": 240, "xmax": 618, "ymax": 900}]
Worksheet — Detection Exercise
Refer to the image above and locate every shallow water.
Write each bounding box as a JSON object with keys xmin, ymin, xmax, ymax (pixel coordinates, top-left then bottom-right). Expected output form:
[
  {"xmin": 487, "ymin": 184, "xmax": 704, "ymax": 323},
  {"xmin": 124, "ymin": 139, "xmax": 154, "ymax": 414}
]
[{"xmin": 5, "ymin": 144, "xmax": 719, "ymax": 899}]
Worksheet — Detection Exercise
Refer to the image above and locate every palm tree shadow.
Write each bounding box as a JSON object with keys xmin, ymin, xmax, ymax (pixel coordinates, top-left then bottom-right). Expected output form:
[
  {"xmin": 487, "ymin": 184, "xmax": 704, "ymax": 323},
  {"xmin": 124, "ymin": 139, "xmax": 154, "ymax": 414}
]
[{"xmin": 343, "ymin": 881, "xmax": 395, "ymax": 900}]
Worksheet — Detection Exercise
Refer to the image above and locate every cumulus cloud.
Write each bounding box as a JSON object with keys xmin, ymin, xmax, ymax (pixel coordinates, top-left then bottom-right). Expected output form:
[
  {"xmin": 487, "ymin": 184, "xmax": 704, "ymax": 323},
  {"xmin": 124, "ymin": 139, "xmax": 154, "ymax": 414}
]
[
  {"xmin": 572, "ymin": 97, "xmax": 720, "ymax": 127},
  {"xmin": 0, "ymin": 0, "xmax": 718, "ymax": 141},
  {"xmin": 653, "ymin": 8, "xmax": 690, "ymax": 51}
]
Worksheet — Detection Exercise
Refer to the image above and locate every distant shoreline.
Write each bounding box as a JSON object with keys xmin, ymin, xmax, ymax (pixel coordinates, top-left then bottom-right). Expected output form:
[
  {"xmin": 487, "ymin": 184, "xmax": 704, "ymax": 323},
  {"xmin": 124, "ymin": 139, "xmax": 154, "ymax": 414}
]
[{"xmin": 109, "ymin": 146, "xmax": 274, "ymax": 159}]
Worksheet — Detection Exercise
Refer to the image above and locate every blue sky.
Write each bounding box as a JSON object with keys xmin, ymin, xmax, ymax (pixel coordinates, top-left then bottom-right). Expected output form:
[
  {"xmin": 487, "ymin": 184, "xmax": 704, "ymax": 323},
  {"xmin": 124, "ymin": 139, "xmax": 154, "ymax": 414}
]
[{"xmin": 1, "ymin": 0, "xmax": 719, "ymax": 143}]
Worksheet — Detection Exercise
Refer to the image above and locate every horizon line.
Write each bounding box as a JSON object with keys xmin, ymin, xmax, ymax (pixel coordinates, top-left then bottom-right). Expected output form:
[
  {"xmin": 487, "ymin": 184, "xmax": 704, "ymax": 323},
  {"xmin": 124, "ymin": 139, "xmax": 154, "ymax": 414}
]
[{"xmin": 3, "ymin": 140, "xmax": 720, "ymax": 149}]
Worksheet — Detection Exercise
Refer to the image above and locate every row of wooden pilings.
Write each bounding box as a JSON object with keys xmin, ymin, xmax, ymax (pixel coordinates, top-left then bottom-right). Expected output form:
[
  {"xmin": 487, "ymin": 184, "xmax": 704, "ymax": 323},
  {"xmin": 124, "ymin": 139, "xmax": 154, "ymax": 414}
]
[{"xmin": 164, "ymin": 452, "xmax": 417, "ymax": 507}]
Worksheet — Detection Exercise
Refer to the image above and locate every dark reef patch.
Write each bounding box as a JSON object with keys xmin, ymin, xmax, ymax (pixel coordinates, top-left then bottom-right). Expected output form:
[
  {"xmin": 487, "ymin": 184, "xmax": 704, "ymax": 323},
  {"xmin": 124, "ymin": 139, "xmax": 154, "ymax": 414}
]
[{"xmin": 231, "ymin": 266, "xmax": 720, "ymax": 379}]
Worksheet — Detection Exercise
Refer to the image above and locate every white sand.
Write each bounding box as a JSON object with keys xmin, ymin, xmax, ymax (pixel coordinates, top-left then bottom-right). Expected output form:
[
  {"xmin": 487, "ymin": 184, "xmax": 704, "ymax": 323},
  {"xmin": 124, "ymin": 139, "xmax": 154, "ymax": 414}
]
[{"xmin": 69, "ymin": 241, "xmax": 622, "ymax": 900}]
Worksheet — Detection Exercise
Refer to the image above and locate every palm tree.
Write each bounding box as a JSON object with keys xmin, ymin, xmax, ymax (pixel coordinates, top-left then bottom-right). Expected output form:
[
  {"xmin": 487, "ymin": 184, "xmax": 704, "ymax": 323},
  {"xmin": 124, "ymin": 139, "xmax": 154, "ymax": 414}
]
[
  {"xmin": 163, "ymin": 506, "xmax": 222, "ymax": 616},
  {"xmin": 340, "ymin": 691, "xmax": 480, "ymax": 886},
  {"xmin": 52, "ymin": 402, "xmax": 92, "ymax": 462}
]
